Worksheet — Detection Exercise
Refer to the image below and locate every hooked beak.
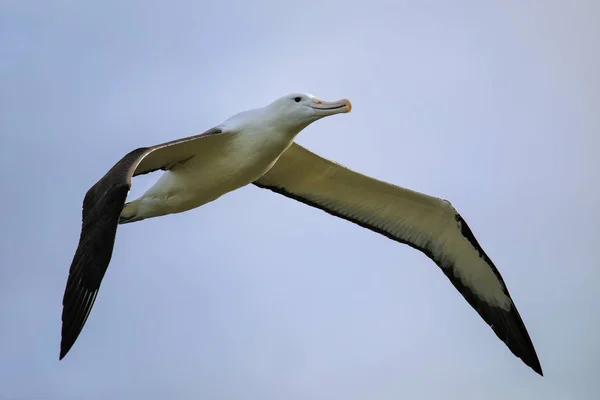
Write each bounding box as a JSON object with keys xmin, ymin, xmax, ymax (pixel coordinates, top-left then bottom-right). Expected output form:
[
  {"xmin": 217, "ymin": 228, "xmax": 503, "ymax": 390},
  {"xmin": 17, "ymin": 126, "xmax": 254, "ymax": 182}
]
[{"xmin": 311, "ymin": 98, "xmax": 352, "ymax": 116}]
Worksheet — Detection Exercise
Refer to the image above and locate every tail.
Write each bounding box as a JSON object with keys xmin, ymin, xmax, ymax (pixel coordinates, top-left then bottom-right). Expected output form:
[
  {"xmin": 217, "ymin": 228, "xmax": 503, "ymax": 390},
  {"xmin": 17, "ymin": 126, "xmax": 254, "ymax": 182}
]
[{"xmin": 119, "ymin": 201, "xmax": 146, "ymax": 224}]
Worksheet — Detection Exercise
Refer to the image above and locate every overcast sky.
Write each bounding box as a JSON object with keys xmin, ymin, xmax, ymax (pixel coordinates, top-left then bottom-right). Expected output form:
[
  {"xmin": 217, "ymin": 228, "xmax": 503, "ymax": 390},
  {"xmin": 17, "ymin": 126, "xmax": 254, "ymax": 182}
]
[{"xmin": 1, "ymin": 0, "xmax": 599, "ymax": 399}]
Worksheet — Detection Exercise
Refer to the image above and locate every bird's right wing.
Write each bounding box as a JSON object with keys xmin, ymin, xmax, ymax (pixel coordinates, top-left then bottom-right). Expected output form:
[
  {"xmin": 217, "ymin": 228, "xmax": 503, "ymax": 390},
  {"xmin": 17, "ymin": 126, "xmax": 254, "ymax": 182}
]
[
  {"xmin": 60, "ymin": 127, "xmax": 225, "ymax": 360},
  {"xmin": 254, "ymin": 142, "xmax": 542, "ymax": 375}
]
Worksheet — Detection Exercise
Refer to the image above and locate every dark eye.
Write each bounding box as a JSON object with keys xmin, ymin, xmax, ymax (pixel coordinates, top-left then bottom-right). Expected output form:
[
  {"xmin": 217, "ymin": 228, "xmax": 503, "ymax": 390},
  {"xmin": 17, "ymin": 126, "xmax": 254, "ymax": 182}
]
[{"xmin": 294, "ymin": 96, "xmax": 302, "ymax": 103}]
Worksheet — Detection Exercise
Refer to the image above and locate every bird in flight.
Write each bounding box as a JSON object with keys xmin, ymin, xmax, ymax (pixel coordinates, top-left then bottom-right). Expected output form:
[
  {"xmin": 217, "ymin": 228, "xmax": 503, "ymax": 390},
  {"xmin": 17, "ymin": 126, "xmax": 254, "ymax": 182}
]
[{"xmin": 60, "ymin": 93, "xmax": 542, "ymax": 376}]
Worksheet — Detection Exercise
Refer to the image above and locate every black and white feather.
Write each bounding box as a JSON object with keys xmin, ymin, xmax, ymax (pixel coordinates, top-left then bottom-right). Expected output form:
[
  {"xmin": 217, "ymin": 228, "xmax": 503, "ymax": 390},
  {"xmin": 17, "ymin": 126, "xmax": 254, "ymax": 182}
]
[
  {"xmin": 60, "ymin": 128, "xmax": 223, "ymax": 359},
  {"xmin": 254, "ymin": 143, "xmax": 543, "ymax": 376}
]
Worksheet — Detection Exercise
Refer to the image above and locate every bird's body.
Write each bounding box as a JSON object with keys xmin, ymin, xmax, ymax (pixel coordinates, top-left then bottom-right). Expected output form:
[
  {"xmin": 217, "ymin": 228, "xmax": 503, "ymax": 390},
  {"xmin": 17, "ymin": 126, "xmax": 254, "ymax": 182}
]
[
  {"xmin": 120, "ymin": 106, "xmax": 302, "ymax": 222},
  {"xmin": 60, "ymin": 92, "xmax": 543, "ymax": 377}
]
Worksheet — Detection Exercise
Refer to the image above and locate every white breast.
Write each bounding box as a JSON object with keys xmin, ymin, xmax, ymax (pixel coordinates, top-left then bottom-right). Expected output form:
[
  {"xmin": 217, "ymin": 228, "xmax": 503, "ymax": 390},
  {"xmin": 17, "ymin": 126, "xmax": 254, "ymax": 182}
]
[{"xmin": 136, "ymin": 126, "xmax": 295, "ymax": 217}]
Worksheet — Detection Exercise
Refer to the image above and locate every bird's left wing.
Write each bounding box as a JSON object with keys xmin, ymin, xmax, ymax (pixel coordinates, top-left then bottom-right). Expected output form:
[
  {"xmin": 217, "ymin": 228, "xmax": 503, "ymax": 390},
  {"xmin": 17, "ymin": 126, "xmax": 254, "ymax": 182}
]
[
  {"xmin": 60, "ymin": 127, "xmax": 224, "ymax": 360},
  {"xmin": 253, "ymin": 142, "xmax": 542, "ymax": 375}
]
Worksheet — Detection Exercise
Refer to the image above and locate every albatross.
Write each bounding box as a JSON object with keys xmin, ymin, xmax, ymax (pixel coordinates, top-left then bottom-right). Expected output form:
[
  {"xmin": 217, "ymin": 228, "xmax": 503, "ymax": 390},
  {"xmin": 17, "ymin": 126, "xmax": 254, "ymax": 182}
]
[{"xmin": 60, "ymin": 92, "xmax": 543, "ymax": 376}]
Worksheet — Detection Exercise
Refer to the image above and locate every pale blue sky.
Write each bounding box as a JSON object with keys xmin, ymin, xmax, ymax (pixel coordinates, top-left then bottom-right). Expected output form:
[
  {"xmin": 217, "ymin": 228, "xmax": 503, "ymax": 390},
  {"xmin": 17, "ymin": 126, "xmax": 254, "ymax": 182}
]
[{"xmin": 1, "ymin": 0, "xmax": 599, "ymax": 398}]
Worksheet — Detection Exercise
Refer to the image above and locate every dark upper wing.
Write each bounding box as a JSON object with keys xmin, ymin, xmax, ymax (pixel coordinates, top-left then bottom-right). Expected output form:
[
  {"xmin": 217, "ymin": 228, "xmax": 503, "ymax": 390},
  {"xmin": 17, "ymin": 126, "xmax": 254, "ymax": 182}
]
[
  {"xmin": 60, "ymin": 128, "xmax": 224, "ymax": 360},
  {"xmin": 254, "ymin": 143, "xmax": 543, "ymax": 376}
]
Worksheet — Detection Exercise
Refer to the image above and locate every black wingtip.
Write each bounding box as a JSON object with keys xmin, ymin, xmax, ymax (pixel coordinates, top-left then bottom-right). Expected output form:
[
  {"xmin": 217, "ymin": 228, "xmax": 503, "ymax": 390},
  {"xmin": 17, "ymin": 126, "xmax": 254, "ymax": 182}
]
[
  {"xmin": 505, "ymin": 308, "xmax": 543, "ymax": 377},
  {"xmin": 59, "ymin": 347, "xmax": 68, "ymax": 361},
  {"xmin": 59, "ymin": 328, "xmax": 71, "ymax": 360},
  {"xmin": 59, "ymin": 337, "xmax": 77, "ymax": 360},
  {"xmin": 516, "ymin": 342, "xmax": 543, "ymax": 376},
  {"xmin": 466, "ymin": 278, "xmax": 544, "ymax": 378},
  {"xmin": 524, "ymin": 349, "xmax": 543, "ymax": 376},
  {"xmin": 524, "ymin": 358, "xmax": 543, "ymax": 376},
  {"xmin": 59, "ymin": 330, "xmax": 77, "ymax": 360},
  {"xmin": 449, "ymin": 213, "xmax": 544, "ymax": 377},
  {"xmin": 514, "ymin": 344, "xmax": 543, "ymax": 377}
]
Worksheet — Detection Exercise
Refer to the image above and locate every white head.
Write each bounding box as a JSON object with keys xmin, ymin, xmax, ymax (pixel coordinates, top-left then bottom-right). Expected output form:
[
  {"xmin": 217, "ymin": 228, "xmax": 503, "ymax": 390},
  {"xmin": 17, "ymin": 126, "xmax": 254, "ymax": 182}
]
[
  {"xmin": 221, "ymin": 93, "xmax": 352, "ymax": 138},
  {"xmin": 262, "ymin": 93, "xmax": 352, "ymax": 133}
]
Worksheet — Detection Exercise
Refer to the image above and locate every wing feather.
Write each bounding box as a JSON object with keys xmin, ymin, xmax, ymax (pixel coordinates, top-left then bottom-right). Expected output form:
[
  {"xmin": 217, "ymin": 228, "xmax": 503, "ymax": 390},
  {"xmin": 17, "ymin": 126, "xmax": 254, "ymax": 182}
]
[
  {"xmin": 60, "ymin": 128, "xmax": 223, "ymax": 359},
  {"xmin": 254, "ymin": 143, "xmax": 543, "ymax": 375}
]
